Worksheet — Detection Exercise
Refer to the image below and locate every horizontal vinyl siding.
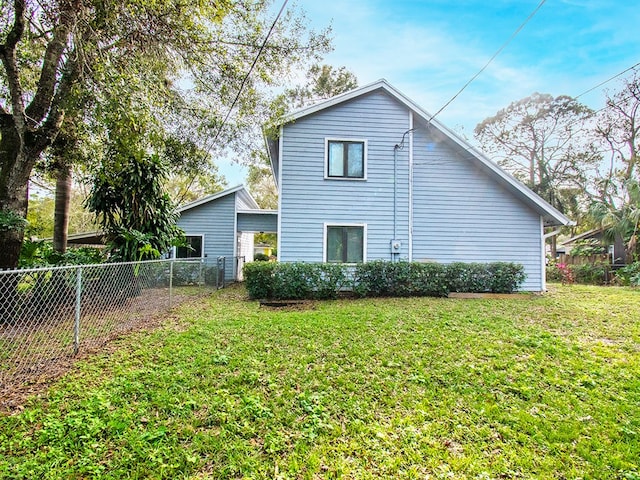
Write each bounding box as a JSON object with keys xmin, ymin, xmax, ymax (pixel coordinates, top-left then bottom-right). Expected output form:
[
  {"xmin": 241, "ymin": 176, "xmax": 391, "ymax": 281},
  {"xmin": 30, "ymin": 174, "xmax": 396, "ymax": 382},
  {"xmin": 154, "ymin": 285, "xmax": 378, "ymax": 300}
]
[
  {"xmin": 177, "ymin": 193, "xmax": 237, "ymax": 281},
  {"xmin": 237, "ymin": 213, "xmax": 278, "ymax": 232},
  {"xmin": 280, "ymin": 91, "xmax": 410, "ymax": 262},
  {"xmin": 411, "ymin": 126, "xmax": 543, "ymax": 291}
]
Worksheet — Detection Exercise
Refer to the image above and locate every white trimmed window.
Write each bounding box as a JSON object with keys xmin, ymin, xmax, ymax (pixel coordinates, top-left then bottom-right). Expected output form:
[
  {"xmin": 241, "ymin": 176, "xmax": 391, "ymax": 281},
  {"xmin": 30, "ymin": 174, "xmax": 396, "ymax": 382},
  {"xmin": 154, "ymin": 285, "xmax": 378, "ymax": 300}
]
[
  {"xmin": 325, "ymin": 138, "xmax": 367, "ymax": 179},
  {"xmin": 175, "ymin": 235, "xmax": 204, "ymax": 258},
  {"xmin": 325, "ymin": 224, "xmax": 366, "ymax": 263}
]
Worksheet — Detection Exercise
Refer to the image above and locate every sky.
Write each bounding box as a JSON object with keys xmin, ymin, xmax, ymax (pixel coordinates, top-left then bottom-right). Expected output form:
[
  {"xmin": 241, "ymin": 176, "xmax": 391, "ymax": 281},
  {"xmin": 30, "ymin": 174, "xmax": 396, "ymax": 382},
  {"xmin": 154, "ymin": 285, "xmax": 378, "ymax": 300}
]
[{"xmin": 221, "ymin": 0, "xmax": 640, "ymax": 185}]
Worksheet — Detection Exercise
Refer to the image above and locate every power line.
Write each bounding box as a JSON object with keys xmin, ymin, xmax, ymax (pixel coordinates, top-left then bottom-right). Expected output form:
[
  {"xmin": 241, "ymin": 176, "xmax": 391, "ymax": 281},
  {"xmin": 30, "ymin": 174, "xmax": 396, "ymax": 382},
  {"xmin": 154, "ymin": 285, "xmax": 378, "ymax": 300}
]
[
  {"xmin": 176, "ymin": 0, "xmax": 289, "ymax": 205},
  {"xmin": 428, "ymin": 0, "xmax": 546, "ymax": 123},
  {"xmin": 210, "ymin": 0, "xmax": 289, "ymax": 149},
  {"xmin": 574, "ymin": 61, "xmax": 640, "ymax": 99}
]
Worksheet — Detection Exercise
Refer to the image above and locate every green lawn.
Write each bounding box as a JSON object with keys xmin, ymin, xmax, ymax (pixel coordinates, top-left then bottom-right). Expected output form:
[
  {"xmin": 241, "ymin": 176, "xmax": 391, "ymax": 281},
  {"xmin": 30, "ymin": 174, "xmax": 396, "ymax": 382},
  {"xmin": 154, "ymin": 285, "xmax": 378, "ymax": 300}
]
[{"xmin": 1, "ymin": 284, "xmax": 639, "ymax": 479}]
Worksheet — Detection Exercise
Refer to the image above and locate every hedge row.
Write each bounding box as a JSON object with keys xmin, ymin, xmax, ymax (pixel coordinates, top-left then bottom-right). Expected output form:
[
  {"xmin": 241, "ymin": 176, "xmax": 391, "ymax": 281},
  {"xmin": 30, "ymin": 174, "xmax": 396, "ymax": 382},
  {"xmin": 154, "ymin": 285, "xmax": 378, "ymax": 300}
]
[{"xmin": 244, "ymin": 261, "xmax": 526, "ymax": 300}]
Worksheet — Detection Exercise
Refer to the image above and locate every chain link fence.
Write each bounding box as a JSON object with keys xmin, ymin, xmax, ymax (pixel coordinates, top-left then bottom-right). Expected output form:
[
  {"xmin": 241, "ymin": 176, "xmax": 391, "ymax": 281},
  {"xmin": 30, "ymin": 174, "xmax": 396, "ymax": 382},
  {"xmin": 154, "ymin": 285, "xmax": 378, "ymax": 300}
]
[{"xmin": 0, "ymin": 258, "xmax": 225, "ymax": 389}]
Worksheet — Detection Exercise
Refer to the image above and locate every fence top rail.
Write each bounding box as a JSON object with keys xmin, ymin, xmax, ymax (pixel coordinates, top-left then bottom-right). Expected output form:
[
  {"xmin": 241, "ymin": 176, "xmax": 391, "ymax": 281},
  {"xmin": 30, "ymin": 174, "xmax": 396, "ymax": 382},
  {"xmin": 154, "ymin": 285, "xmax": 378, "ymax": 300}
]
[{"xmin": 0, "ymin": 257, "xmax": 206, "ymax": 276}]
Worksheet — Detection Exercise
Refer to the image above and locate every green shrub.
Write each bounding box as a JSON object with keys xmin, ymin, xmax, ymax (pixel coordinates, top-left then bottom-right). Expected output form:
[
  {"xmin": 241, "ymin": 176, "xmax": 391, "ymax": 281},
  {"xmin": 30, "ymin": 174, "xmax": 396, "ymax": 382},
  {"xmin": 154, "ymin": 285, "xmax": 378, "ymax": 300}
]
[
  {"xmin": 244, "ymin": 262, "xmax": 277, "ymax": 299},
  {"xmin": 487, "ymin": 262, "xmax": 528, "ymax": 293},
  {"xmin": 446, "ymin": 262, "xmax": 491, "ymax": 293},
  {"xmin": 546, "ymin": 264, "xmax": 564, "ymax": 282},
  {"xmin": 546, "ymin": 262, "xmax": 610, "ymax": 285},
  {"xmin": 570, "ymin": 263, "xmax": 608, "ymax": 285},
  {"xmin": 254, "ymin": 253, "xmax": 270, "ymax": 262},
  {"xmin": 19, "ymin": 239, "xmax": 106, "ymax": 267},
  {"xmin": 271, "ymin": 263, "xmax": 316, "ymax": 300},
  {"xmin": 244, "ymin": 262, "xmax": 348, "ymax": 300},
  {"xmin": 246, "ymin": 260, "xmax": 527, "ymax": 300},
  {"xmin": 353, "ymin": 261, "xmax": 449, "ymax": 297},
  {"xmin": 615, "ymin": 262, "xmax": 640, "ymax": 286}
]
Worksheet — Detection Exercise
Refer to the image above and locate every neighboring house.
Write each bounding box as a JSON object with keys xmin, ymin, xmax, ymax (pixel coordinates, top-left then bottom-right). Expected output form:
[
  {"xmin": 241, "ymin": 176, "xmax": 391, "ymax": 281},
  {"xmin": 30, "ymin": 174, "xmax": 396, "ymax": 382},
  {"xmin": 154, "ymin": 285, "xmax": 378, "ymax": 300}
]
[
  {"xmin": 560, "ymin": 227, "xmax": 625, "ymax": 265},
  {"xmin": 265, "ymin": 79, "xmax": 573, "ymax": 291},
  {"xmin": 254, "ymin": 243, "xmax": 274, "ymax": 257},
  {"xmin": 65, "ymin": 186, "xmax": 278, "ymax": 282},
  {"xmin": 176, "ymin": 185, "xmax": 277, "ymax": 281}
]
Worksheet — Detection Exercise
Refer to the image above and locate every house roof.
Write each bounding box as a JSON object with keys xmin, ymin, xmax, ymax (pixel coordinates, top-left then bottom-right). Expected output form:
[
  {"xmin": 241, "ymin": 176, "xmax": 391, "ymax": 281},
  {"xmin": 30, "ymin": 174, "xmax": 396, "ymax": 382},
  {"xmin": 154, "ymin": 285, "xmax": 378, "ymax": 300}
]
[
  {"xmin": 177, "ymin": 184, "xmax": 260, "ymax": 213},
  {"xmin": 66, "ymin": 231, "xmax": 106, "ymax": 245},
  {"xmin": 560, "ymin": 227, "xmax": 605, "ymax": 246},
  {"xmin": 266, "ymin": 79, "xmax": 573, "ymax": 228}
]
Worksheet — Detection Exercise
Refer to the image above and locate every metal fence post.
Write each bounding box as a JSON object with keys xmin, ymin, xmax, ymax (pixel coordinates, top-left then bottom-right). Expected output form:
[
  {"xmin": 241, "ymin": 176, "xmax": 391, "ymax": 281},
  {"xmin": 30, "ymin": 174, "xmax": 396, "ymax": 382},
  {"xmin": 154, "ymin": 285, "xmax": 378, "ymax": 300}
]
[
  {"xmin": 216, "ymin": 256, "xmax": 225, "ymax": 289},
  {"xmin": 169, "ymin": 259, "xmax": 174, "ymax": 308},
  {"xmin": 74, "ymin": 266, "xmax": 82, "ymax": 355}
]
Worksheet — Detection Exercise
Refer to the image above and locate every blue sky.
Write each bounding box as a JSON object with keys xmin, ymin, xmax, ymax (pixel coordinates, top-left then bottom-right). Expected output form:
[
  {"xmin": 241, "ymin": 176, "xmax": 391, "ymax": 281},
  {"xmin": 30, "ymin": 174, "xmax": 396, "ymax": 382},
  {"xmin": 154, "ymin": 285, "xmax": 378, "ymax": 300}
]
[{"xmin": 221, "ymin": 0, "xmax": 640, "ymax": 185}]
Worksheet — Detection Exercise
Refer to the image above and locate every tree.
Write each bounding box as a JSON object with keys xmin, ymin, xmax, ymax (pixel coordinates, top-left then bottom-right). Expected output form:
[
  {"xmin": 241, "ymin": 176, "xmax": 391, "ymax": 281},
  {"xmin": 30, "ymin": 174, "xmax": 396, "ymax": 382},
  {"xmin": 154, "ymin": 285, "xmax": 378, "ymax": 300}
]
[
  {"xmin": 0, "ymin": 0, "xmax": 331, "ymax": 269},
  {"xmin": 589, "ymin": 71, "xmax": 640, "ymax": 262},
  {"xmin": 283, "ymin": 64, "xmax": 358, "ymax": 109},
  {"xmin": 86, "ymin": 152, "xmax": 181, "ymax": 262},
  {"xmin": 474, "ymin": 93, "xmax": 599, "ymax": 254}
]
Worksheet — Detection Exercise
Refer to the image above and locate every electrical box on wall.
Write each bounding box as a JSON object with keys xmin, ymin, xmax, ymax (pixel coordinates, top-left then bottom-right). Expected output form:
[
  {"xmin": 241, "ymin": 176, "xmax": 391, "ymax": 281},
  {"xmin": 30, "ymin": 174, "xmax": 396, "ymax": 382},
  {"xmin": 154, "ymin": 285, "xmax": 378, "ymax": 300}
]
[{"xmin": 390, "ymin": 239, "xmax": 402, "ymax": 253}]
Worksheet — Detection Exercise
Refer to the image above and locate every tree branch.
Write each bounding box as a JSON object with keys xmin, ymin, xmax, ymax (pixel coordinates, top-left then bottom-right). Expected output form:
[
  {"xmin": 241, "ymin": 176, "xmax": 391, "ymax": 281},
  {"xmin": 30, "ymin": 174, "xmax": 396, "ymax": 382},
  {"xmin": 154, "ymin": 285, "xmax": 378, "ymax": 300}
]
[
  {"xmin": 25, "ymin": 2, "xmax": 78, "ymax": 125},
  {"xmin": 0, "ymin": 0, "xmax": 27, "ymax": 127}
]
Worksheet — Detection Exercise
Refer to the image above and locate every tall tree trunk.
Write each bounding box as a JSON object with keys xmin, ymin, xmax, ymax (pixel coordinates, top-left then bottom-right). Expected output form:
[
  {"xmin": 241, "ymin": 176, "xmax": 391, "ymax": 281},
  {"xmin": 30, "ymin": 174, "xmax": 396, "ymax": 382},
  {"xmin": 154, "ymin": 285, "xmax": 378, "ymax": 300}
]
[
  {"xmin": 549, "ymin": 235, "xmax": 557, "ymax": 259},
  {"xmin": 0, "ymin": 124, "xmax": 33, "ymax": 270},
  {"xmin": 614, "ymin": 232, "xmax": 626, "ymax": 265},
  {"xmin": 53, "ymin": 164, "xmax": 72, "ymax": 254}
]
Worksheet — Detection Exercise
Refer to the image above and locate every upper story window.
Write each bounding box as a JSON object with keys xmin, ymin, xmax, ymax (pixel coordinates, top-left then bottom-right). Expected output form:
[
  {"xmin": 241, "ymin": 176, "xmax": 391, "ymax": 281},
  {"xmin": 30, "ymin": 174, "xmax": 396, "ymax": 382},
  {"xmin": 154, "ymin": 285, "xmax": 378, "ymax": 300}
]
[{"xmin": 326, "ymin": 138, "xmax": 367, "ymax": 179}]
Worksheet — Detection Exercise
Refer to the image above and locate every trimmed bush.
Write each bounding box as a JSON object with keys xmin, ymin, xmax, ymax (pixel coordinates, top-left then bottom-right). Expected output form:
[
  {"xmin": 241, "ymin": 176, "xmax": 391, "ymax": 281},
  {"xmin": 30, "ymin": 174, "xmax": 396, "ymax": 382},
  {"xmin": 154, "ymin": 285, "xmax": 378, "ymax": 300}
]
[
  {"xmin": 446, "ymin": 262, "xmax": 490, "ymax": 293},
  {"xmin": 243, "ymin": 262, "xmax": 347, "ymax": 300},
  {"xmin": 487, "ymin": 262, "xmax": 528, "ymax": 293},
  {"xmin": 353, "ymin": 261, "xmax": 448, "ymax": 297},
  {"xmin": 244, "ymin": 262, "xmax": 277, "ymax": 299},
  {"xmin": 246, "ymin": 260, "xmax": 527, "ymax": 300}
]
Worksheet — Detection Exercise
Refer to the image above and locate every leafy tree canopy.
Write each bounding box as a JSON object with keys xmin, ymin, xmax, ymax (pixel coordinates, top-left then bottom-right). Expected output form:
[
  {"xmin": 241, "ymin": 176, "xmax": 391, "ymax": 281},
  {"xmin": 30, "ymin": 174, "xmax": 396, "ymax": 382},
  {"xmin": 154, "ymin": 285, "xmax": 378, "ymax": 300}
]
[
  {"xmin": 0, "ymin": 0, "xmax": 332, "ymax": 268},
  {"xmin": 589, "ymin": 71, "xmax": 640, "ymax": 261},
  {"xmin": 474, "ymin": 92, "xmax": 599, "ymax": 219}
]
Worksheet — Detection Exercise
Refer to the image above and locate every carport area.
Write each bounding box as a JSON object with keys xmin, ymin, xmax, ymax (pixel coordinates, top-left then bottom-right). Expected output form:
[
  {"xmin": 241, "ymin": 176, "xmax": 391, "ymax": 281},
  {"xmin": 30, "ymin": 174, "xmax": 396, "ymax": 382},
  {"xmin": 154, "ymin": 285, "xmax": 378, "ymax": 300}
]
[{"xmin": 236, "ymin": 210, "xmax": 278, "ymax": 280}]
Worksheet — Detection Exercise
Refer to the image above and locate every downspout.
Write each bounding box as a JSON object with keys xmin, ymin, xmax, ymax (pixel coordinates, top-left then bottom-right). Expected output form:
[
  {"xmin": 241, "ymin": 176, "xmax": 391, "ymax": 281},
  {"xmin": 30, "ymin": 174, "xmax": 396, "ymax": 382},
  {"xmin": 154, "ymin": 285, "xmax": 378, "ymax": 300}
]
[
  {"xmin": 393, "ymin": 144, "xmax": 398, "ymax": 262},
  {"xmin": 408, "ymin": 112, "xmax": 414, "ymax": 262},
  {"xmin": 540, "ymin": 222, "xmax": 563, "ymax": 292},
  {"xmin": 276, "ymin": 126, "xmax": 283, "ymax": 262},
  {"xmin": 540, "ymin": 217, "xmax": 546, "ymax": 291}
]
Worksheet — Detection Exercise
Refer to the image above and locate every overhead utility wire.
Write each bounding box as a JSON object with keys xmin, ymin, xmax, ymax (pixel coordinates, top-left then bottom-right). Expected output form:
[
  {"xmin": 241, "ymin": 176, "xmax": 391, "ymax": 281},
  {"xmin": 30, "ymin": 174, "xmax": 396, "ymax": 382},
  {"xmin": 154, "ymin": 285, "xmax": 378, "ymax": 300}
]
[
  {"xmin": 428, "ymin": 0, "xmax": 546, "ymax": 123},
  {"xmin": 210, "ymin": 0, "xmax": 289, "ymax": 148},
  {"xmin": 177, "ymin": 0, "xmax": 289, "ymax": 205},
  {"xmin": 574, "ymin": 61, "xmax": 640, "ymax": 99}
]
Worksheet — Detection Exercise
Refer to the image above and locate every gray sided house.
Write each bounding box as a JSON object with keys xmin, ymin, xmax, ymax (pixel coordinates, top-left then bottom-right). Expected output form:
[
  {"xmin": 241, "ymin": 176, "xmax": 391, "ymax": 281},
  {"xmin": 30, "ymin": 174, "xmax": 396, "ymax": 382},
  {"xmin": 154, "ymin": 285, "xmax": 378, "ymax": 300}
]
[
  {"xmin": 176, "ymin": 185, "xmax": 276, "ymax": 281},
  {"xmin": 266, "ymin": 79, "xmax": 572, "ymax": 291}
]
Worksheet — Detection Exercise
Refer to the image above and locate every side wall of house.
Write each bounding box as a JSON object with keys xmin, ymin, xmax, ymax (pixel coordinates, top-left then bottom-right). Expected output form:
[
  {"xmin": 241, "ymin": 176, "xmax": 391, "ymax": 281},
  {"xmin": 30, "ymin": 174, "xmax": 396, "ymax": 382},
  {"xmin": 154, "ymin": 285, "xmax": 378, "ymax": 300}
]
[
  {"xmin": 411, "ymin": 125, "xmax": 544, "ymax": 291},
  {"xmin": 177, "ymin": 193, "xmax": 237, "ymax": 281},
  {"xmin": 278, "ymin": 90, "xmax": 545, "ymax": 291},
  {"xmin": 279, "ymin": 90, "xmax": 411, "ymax": 263}
]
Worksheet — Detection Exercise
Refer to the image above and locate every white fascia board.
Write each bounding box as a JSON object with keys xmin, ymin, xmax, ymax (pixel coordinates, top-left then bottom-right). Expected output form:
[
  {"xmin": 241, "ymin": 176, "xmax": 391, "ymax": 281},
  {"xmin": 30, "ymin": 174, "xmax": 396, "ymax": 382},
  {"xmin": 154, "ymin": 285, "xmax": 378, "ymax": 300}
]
[
  {"xmin": 236, "ymin": 188, "xmax": 261, "ymax": 210},
  {"xmin": 177, "ymin": 184, "xmax": 246, "ymax": 213},
  {"xmin": 237, "ymin": 209, "xmax": 278, "ymax": 214}
]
